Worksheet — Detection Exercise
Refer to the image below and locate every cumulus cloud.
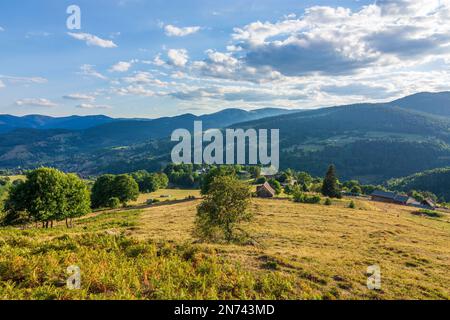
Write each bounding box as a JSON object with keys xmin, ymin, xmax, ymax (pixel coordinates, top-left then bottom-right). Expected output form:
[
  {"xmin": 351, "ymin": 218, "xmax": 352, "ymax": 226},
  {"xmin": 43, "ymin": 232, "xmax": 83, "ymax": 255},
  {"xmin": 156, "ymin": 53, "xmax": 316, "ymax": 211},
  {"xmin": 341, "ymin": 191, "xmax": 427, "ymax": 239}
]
[
  {"xmin": 114, "ymin": 85, "xmax": 155, "ymax": 97},
  {"xmin": 164, "ymin": 24, "xmax": 201, "ymax": 37},
  {"xmin": 209, "ymin": 1, "xmax": 450, "ymax": 78},
  {"xmin": 109, "ymin": 60, "xmax": 135, "ymax": 72},
  {"xmin": 63, "ymin": 93, "xmax": 96, "ymax": 101},
  {"xmin": 167, "ymin": 49, "xmax": 189, "ymax": 67},
  {"xmin": 15, "ymin": 98, "xmax": 58, "ymax": 108},
  {"xmin": 67, "ymin": 32, "xmax": 117, "ymax": 48},
  {"xmin": 122, "ymin": 71, "xmax": 153, "ymax": 84},
  {"xmin": 192, "ymin": 49, "xmax": 282, "ymax": 83}
]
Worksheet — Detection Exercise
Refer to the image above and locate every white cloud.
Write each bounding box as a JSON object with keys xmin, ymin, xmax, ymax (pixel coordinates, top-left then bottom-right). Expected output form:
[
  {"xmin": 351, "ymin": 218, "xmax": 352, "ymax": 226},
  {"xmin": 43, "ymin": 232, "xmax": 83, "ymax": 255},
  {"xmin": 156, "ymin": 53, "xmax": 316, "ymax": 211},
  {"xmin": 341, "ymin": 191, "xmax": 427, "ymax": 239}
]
[
  {"xmin": 15, "ymin": 98, "xmax": 58, "ymax": 108},
  {"xmin": 164, "ymin": 24, "xmax": 201, "ymax": 37},
  {"xmin": 227, "ymin": 2, "xmax": 450, "ymax": 77},
  {"xmin": 67, "ymin": 32, "xmax": 117, "ymax": 48},
  {"xmin": 79, "ymin": 65, "xmax": 108, "ymax": 80},
  {"xmin": 114, "ymin": 85, "xmax": 155, "ymax": 97},
  {"xmin": 76, "ymin": 103, "xmax": 112, "ymax": 109},
  {"xmin": 167, "ymin": 49, "xmax": 189, "ymax": 67},
  {"xmin": 63, "ymin": 93, "xmax": 96, "ymax": 101},
  {"xmin": 109, "ymin": 61, "xmax": 133, "ymax": 72},
  {"xmin": 122, "ymin": 71, "xmax": 153, "ymax": 84},
  {"xmin": 153, "ymin": 54, "xmax": 166, "ymax": 66},
  {"xmin": 0, "ymin": 80, "xmax": 4, "ymax": 88},
  {"xmin": 0, "ymin": 75, "xmax": 47, "ymax": 84}
]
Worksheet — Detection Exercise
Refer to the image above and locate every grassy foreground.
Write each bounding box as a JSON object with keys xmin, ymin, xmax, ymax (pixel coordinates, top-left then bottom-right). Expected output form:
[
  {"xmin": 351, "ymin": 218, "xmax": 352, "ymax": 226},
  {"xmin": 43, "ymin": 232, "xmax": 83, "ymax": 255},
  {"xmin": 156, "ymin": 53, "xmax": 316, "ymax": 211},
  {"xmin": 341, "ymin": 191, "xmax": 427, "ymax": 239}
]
[{"xmin": 0, "ymin": 197, "xmax": 449, "ymax": 300}]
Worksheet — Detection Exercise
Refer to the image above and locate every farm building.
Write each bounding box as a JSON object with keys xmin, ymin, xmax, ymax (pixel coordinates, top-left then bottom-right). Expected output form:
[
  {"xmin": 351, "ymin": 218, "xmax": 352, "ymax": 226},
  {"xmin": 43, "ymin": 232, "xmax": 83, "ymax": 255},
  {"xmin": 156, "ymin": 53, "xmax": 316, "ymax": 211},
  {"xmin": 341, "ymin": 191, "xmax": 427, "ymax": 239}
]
[
  {"xmin": 421, "ymin": 198, "xmax": 437, "ymax": 210},
  {"xmin": 371, "ymin": 191, "xmax": 437, "ymax": 209},
  {"xmin": 257, "ymin": 182, "xmax": 276, "ymax": 198},
  {"xmin": 370, "ymin": 190, "xmax": 415, "ymax": 205}
]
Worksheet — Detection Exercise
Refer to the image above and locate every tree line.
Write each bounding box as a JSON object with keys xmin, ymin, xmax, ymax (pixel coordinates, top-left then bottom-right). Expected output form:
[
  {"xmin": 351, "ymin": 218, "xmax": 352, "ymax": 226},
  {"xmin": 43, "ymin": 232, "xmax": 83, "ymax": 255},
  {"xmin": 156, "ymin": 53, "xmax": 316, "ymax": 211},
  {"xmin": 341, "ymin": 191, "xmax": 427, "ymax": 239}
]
[{"xmin": 1, "ymin": 168, "xmax": 170, "ymax": 228}]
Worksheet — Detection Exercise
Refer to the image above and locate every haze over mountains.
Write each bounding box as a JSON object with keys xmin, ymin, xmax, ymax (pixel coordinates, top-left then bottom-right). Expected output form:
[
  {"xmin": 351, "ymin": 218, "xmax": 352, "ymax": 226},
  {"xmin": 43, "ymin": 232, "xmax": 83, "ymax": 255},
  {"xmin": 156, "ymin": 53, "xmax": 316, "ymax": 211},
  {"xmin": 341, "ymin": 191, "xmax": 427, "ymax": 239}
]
[{"xmin": 1, "ymin": 91, "xmax": 450, "ymax": 186}]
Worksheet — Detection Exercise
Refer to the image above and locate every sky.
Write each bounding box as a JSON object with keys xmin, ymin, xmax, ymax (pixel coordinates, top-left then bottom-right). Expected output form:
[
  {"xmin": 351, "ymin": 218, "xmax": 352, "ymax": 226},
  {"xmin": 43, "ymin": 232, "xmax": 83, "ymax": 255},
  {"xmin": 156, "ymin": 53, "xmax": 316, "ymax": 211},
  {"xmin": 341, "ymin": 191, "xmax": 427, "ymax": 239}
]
[{"xmin": 0, "ymin": 0, "xmax": 449, "ymax": 118}]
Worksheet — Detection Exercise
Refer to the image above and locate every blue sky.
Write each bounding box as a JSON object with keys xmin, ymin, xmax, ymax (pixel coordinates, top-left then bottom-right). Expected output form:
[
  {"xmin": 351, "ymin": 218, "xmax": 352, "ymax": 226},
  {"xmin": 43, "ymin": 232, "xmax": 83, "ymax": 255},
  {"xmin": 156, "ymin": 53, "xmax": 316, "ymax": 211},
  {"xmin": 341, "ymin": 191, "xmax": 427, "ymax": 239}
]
[{"xmin": 0, "ymin": 0, "xmax": 449, "ymax": 118}]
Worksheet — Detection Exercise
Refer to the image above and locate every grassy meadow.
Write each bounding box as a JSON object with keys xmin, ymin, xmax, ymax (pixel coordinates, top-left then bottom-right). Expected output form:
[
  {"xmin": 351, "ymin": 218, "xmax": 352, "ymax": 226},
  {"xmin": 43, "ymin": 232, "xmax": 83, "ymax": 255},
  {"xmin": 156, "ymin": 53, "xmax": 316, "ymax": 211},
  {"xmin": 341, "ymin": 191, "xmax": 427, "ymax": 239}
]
[{"xmin": 0, "ymin": 195, "xmax": 448, "ymax": 300}]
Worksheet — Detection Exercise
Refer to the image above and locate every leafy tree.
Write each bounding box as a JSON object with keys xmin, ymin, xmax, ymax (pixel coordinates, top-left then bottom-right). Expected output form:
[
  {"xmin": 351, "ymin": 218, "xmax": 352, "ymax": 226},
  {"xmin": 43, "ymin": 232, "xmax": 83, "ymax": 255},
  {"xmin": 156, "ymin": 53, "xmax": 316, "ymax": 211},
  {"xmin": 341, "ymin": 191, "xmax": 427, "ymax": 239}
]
[
  {"xmin": 255, "ymin": 176, "xmax": 267, "ymax": 184},
  {"xmin": 268, "ymin": 178, "xmax": 282, "ymax": 195},
  {"xmin": 62, "ymin": 173, "xmax": 91, "ymax": 228},
  {"xmin": 3, "ymin": 168, "xmax": 90, "ymax": 228},
  {"xmin": 247, "ymin": 166, "xmax": 261, "ymax": 179},
  {"xmin": 112, "ymin": 174, "xmax": 139, "ymax": 205},
  {"xmin": 195, "ymin": 176, "xmax": 252, "ymax": 242},
  {"xmin": 91, "ymin": 174, "xmax": 116, "ymax": 208},
  {"xmin": 321, "ymin": 165, "xmax": 341, "ymax": 198},
  {"xmin": 343, "ymin": 180, "xmax": 360, "ymax": 190},
  {"xmin": 350, "ymin": 185, "xmax": 362, "ymax": 195},
  {"xmin": 91, "ymin": 174, "xmax": 139, "ymax": 208},
  {"xmin": 284, "ymin": 184, "xmax": 300, "ymax": 195},
  {"xmin": 2, "ymin": 181, "xmax": 30, "ymax": 226},
  {"xmin": 297, "ymin": 172, "xmax": 313, "ymax": 186},
  {"xmin": 200, "ymin": 166, "xmax": 237, "ymax": 195},
  {"xmin": 276, "ymin": 172, "xmax": 290, "ymax": 183},
  {"xmin": 155, "ymin": 173, "xmax": 169, "ymax": 189}
]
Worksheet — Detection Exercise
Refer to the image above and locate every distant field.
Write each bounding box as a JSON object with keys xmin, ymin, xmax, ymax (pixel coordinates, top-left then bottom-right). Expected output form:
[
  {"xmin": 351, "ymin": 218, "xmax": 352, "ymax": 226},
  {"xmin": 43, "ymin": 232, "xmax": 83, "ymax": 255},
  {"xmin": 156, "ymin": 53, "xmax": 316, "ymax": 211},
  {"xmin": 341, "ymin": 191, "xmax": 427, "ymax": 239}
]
[
  {"xmin": 0, "ymin": 197, "xmax": 448, "ymax": 300},
  {"xmin": 131, "ymin": 188, "xmax": 201, "ymax": 205},
  {"xmin": 0, "ymin": 175, "xmax": 25, "ymax": 182}
]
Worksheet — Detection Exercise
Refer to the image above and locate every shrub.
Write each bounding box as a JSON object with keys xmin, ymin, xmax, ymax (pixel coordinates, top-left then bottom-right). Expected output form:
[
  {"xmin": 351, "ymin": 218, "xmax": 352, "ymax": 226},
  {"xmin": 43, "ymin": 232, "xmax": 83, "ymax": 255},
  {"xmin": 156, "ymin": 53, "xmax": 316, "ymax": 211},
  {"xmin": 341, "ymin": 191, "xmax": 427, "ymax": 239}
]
[
  {"xmin": 293, "ymin": 192, "xmax": 321, "ymax": 204},
  {"xmin": 108, "ymin": 197, "xmax": 121, "ymax": 209},
  {"xmin": 324, "ymin": 198, "xmax": 332, "ymax": 206},
  {"xmin": 349, "ymin": 200, "xmax": 356, "ymax": 209},
  {"xmin": 416, "ymin": 209, "xmax": 443, "ymax": 218}
]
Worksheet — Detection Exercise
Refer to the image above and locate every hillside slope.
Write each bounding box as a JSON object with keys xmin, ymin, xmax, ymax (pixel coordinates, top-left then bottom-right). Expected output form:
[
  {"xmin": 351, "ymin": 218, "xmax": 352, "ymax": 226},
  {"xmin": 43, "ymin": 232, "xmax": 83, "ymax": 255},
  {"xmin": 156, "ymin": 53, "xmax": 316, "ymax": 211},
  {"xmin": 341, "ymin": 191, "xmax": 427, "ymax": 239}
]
[
  {"xmin": 0, "ymin": 198, "xmax": 448, "ymax": 299},
  {"xmin": 236, "ymin": 104, "xmax": 450, "ymax": 182},
  {"xmin": 388, "ymin": 167, "xmax": 450, "ymax": 201}
]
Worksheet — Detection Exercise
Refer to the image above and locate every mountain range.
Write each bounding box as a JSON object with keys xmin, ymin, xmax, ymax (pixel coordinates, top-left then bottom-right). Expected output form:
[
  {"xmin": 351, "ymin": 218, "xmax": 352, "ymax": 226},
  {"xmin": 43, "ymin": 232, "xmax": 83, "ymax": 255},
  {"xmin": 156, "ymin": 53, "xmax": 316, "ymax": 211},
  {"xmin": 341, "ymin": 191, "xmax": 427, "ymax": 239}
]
[{"xmin": 1, "ymin": 92, "xmax": 450, "ymax": 188}]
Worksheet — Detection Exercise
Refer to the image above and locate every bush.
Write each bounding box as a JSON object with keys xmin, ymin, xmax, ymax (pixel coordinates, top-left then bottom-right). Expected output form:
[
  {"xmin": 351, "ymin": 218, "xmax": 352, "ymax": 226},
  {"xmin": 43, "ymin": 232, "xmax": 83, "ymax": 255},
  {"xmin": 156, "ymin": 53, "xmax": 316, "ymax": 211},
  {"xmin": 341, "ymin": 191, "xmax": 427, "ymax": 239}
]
[
  {"xmin": 349, "ymin": 200, "xmax": 356, "ymax": 209},
  {"xmin": 293, "ymin": 192, "xmax": 321, "ymax": 204},
  {"xmin": 324, "ymin": 198, "xmax": 332, "ymax": 206},
  {"xmin": 416, "ymin": 209, "xmax": 443, "ymax": 218},
  {"xmin": 255, "ymin": 176, "xmax": 267, "ymax": 184},
  {"xmin": 108, "ymin": 197, "xmax": 121, "ymax": 209}
]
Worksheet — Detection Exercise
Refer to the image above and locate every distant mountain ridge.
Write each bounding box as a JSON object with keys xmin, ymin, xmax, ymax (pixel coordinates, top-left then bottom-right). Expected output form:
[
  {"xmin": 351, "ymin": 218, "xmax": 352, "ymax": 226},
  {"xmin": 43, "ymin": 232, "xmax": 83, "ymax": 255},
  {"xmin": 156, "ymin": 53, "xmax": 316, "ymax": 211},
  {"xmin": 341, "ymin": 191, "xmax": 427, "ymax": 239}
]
[
  {"xmin": 0, "ymin": 114, "xmax": 116, "ymax": 133},
  {"xmin": 1, "ymin": 91, "xmax": 450, "ymax": 185},
  {"xmin": 0, "ymin": 107, "xmax": 295, "ymax": 135}
]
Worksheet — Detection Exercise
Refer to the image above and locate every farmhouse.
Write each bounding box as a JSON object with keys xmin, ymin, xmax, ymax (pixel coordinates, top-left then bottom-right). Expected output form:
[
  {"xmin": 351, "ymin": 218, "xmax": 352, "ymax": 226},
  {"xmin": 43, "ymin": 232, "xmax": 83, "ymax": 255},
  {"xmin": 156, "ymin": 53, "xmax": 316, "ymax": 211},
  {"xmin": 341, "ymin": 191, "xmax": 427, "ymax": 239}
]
[
  {"xmin": 371, "ymin": 191, "xmax": 437, "ymax": 209},
  {"xmin": 370, "ymin": 190, "xmax": 415, "ymax": 205},
  {"xmin": 421, "ymin": 198, "xmax": 437, "ymax": 210},
  {"xmin": 257, "ymin": 182, "xmax": 276, "ymax": 198}
]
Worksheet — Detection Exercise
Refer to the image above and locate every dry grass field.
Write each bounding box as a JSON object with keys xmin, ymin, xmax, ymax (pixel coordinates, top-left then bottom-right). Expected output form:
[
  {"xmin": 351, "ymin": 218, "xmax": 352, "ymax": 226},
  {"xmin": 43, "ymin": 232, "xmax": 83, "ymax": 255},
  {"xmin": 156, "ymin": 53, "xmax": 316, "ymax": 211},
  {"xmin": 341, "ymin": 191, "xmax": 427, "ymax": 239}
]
[
  {"xmin": 132, "ymin": 197, "xmax": 450, "ymax": 299},
  {"xmin": 0, "ymin": 195, "xmax": 448, "ymax": 300}
]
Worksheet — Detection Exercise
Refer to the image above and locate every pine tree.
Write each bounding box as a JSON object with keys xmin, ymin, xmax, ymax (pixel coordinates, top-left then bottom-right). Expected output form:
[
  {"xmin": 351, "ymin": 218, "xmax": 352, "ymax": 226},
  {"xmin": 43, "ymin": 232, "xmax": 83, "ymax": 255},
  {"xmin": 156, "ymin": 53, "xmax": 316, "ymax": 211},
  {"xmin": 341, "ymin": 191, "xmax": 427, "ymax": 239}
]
[{"xmin": 321, "ymin": 165, "xmax": 341, "ymax": 198}]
